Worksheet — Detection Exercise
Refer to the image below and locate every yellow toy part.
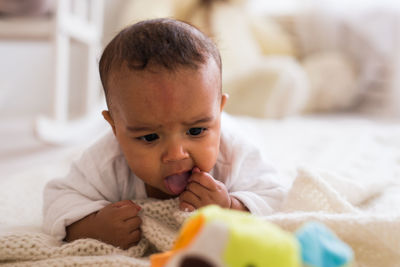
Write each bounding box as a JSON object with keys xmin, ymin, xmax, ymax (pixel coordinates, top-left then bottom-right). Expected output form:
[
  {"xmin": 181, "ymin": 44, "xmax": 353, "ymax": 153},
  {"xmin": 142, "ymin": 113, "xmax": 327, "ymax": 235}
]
[{"xmin": 151, "ymin": 205, "xmax": 301, "ymax": 267}]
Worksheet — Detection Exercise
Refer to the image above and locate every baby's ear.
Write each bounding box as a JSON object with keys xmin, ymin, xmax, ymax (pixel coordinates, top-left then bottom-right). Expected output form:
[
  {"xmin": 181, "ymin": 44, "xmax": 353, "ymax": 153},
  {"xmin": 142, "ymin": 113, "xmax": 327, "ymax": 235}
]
[
  {"xmin": 102, "ymin": 110, "xmax": 116, "ymax": 135},
  {"xmin": 220, "ymin": 93, "xmax": 229, "ymax": 111}
]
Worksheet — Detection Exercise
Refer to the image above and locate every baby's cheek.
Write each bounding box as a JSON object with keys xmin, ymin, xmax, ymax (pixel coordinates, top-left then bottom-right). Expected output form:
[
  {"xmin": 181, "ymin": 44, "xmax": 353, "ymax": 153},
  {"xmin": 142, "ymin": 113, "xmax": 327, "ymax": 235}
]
[
  {"xmin": 126, "ymin": 153, "xmax": 158, "ymax": 181},
  {"xmin": 193, "ymin": 143, "xmax": 219, "ymax": 173}
]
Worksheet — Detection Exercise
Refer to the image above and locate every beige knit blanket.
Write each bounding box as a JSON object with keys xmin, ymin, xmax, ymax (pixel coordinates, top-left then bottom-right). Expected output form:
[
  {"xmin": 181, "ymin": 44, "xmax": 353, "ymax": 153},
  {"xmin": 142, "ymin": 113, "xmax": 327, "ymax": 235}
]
[
  {"xmin": 1, "ymin": 168, "xmax": 400, "ymax": 266},
  {"xmin": 0, "ymin": 198, "xmax": 191, "ymax": 266},
  {"xmin": 267, "ymin": 169, "xmax": 400, "ymax": 267}
]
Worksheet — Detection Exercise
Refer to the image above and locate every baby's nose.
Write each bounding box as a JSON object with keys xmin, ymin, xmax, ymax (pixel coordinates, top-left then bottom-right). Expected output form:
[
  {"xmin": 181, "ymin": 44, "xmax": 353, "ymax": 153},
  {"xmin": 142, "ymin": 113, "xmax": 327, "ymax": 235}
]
[{"xmin": 162, "ymin": 141, "xmax": 189, "ymax": 163}]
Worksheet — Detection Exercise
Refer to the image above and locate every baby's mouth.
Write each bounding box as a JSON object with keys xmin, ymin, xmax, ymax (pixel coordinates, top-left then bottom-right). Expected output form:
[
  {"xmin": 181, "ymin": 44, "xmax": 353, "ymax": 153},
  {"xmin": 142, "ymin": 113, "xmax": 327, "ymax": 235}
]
[{"xmin": 164, "ymin": 170, "xmax": 191, "ymax": 195}]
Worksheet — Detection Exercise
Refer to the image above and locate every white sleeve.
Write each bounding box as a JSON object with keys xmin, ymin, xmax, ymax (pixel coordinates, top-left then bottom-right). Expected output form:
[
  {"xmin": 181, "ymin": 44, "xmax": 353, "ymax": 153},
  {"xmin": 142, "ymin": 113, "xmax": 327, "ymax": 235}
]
[
  {"xmin": 224, "ymin": 138, "xmax": 286, "ymax": 216},
  {"xmin": 42, "ymin": 147, "xmax": 132, "ymax": 241}
]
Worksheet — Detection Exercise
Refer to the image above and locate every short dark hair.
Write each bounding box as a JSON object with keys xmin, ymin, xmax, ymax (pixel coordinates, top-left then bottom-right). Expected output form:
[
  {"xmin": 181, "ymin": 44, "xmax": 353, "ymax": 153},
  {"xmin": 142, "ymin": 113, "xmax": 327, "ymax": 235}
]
[{"xmin": 99, "ymin": 18, "xmax": 222, "ymax": 109}]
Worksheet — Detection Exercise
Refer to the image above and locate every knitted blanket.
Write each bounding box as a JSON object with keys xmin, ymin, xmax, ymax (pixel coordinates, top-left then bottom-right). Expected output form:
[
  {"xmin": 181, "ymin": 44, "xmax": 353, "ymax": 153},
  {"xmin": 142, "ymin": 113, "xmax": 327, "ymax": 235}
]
[
  {"xmin": 0, "ymin": 198, "xmax": 191, "ymax": 266},
  {"xmin": 267, "ymin": 169, "xmax": 400, "ymax": 267},
  {"xmin": 1, "ymin": 168, "xmax": 400, "ymax": 266}
]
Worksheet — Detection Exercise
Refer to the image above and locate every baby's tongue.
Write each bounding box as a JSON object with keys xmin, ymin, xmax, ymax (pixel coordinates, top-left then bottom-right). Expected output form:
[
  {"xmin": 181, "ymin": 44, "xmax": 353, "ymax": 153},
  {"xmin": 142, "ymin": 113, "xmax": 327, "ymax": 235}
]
[{"xmin": 164, "ymin": 172, "xmax": 190, "ymax": 195}]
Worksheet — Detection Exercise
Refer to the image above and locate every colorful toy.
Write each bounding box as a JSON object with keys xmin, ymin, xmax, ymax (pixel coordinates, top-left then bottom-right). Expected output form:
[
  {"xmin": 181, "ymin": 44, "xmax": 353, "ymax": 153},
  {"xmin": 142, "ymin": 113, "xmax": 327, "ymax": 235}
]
[{"xmin": 151, "ymin": 205, "xmax": 354, "ymax": 267}]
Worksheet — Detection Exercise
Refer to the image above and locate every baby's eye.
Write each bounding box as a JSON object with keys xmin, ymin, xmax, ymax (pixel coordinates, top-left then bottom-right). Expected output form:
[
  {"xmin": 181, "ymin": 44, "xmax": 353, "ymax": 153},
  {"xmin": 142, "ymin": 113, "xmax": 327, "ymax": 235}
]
[
  {"xmin": 187, "ymin": 128, "xmax": 206, "ymax": 136},
  {"xmin": 138, "ymin": 133, "xmax": 159, "ymax": 143}
]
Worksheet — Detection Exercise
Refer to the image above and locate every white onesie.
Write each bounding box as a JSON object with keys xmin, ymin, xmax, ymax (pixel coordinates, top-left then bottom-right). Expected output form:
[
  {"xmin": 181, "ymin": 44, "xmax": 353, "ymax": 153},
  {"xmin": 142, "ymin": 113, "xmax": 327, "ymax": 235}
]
[{"xmin": 43, "ymin": 114, "xmax": 286, "ymax": 241}]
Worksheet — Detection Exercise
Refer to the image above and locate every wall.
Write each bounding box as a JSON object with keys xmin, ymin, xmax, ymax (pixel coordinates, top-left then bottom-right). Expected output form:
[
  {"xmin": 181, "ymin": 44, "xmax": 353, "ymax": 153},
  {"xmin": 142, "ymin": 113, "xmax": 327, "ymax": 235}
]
[{"xmin": 0, "ymin": 40, "xmax": 52, "ymax": 118}]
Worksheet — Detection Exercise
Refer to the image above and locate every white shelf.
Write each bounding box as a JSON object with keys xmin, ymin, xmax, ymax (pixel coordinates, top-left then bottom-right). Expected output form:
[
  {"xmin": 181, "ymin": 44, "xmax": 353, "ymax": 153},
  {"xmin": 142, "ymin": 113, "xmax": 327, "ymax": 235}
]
[{"xmin": 0, "ymin": 0, "xmax": 105, "ymax": 145}]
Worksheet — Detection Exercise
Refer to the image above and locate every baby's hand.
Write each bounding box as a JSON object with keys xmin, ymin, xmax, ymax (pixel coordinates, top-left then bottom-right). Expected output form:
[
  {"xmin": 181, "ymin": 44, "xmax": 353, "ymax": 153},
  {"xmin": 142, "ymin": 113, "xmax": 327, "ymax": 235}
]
[
  {"xmin": 92, "ymin": 200, "xmax": 142, "ymax": 249},
  {"xmin": 179, "ymin": 167, "xmax": 231, "ymax": 212}
]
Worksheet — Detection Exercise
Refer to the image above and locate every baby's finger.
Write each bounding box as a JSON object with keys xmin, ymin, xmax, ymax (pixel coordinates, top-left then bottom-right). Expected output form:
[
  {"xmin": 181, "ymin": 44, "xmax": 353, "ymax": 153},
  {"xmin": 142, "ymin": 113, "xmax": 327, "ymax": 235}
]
[
  {"xmin": 179, "ymin": 190, "xmax": 201, "ymax": 209},
  {"xmin": 111, "ymin": 199, "xmax": 136, "ymax": 208},
  {"xmin": 124, "ymin": 216, "xmax": 142, "ymax": 230},
  {"xmin": 118, "ymin": 205, "xmax": 142, "ymax": 221},
  {"xmin": 189, "ymin": 171, "xmax": 218, "ymax": 191},
  {"xmin": 179, "ymin": 201, "xmax": 196, "ymax": 212},
  {"xmin": 129, "ymin": 228, "xmax": 141, "ymax": 238},
  {"xmin": 126, "ymin": 229, "xmax": 142, "ymax": 248},
  {"xmin": 186, "ymin": 180, "xmax": 209, "ymax": 196}
]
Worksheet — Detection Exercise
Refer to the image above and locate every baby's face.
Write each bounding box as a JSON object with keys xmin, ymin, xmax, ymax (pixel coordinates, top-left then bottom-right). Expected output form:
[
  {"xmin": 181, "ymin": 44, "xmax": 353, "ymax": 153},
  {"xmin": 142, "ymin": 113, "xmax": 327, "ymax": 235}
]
[{"xmin": 104, "ymin": 59, "xmax": 227, "ymax": 198}]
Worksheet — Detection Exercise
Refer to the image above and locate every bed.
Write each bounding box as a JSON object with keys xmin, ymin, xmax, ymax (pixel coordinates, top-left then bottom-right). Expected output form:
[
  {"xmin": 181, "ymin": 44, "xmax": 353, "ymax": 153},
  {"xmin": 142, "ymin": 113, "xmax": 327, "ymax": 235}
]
[{"xmin": 1, "ymin": 113, "xmax": 400, "ymax": 266}]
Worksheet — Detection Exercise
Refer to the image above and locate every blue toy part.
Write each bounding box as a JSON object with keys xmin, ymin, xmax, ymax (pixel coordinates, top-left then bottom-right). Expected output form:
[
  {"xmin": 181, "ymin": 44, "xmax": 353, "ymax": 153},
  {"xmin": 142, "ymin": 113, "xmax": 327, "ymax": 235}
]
[{"xmin": 295, "ymin": 222, "xmax": 354, "ymax": 267}]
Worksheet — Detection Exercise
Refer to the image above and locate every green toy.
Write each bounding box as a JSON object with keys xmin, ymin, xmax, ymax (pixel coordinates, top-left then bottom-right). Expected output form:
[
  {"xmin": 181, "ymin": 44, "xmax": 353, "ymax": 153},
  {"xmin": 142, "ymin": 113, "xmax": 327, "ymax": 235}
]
[{"xmin": 151, "ymin": 205, "xmax": 354, "ymax": 267}]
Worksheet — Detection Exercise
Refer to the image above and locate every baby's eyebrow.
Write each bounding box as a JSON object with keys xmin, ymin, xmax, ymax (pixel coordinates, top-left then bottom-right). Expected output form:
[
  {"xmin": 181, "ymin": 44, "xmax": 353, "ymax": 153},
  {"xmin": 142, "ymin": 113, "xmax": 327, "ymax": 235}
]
[
  {"xmin": 126, "ymin": 116, "xmax": 214, "ymax": 132},
  {"xmin": 126, "ymin": 125, "xmax": 161, "ymax": 132},
  {"xmin": 183, "ymin": 116, "xmax": 214, "ymax": 126}
]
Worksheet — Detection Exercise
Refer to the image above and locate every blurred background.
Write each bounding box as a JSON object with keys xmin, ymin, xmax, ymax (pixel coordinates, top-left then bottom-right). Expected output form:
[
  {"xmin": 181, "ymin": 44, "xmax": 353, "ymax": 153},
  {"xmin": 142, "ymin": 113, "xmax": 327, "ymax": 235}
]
[{"xmin": 1, "ymin": 0, "xmax": 400, "ymax": 176}]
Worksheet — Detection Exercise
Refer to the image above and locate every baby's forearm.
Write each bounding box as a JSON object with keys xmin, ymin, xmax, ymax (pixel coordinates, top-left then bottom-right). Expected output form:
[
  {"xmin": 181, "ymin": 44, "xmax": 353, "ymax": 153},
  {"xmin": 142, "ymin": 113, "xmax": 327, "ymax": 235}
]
[
  {"xmin": 230, "ymin": 196, "xmax": 249, "ymax": 212},
  {"xmin": 65, "ymin": 212, "xmax": 97, "ymax": 242}
]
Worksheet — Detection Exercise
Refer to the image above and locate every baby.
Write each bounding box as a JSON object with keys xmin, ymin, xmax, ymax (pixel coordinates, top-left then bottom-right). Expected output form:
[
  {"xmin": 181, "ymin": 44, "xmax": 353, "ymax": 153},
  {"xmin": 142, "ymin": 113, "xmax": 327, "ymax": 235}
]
[{"xmin": 43, "ymin": 18, "xmax": 285, "ymax": 250}]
